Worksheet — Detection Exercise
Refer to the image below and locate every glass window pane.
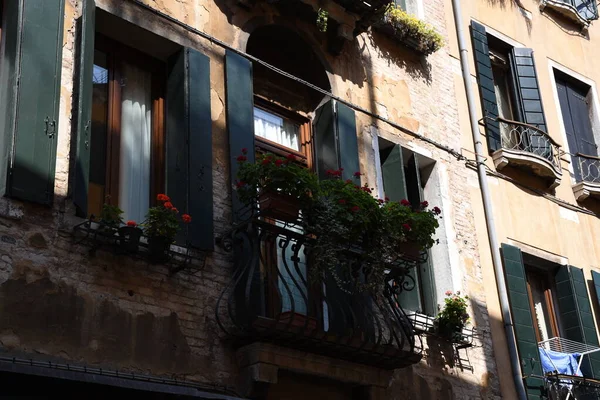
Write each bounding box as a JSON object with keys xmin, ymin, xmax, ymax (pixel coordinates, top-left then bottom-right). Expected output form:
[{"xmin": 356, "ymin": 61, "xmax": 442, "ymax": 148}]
[
  {"xmin": 254, "ymin": 107, "xmax": 300, "ymax": 151},
  {"xmin": 528, "ymin": 275, "xmax": 554, "ymax": 341},
  {"xmin": 88, "ymin": 50, "xmax": 109, "ymax": 217}
]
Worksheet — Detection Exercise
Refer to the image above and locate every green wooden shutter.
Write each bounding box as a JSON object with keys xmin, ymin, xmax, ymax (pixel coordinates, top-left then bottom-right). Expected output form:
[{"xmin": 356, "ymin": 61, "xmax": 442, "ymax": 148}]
[
  {"xmin": 225, "ymin": 50, "xmax": 255, "ymax": 222},
  {"xmin": 314, "ymin": 99, "xmax": 359, "ymax": 181},
  {"xmin": 336, "ymin": 102, "xmax": 359, "ymax": 181},
  {"xmin": 555, "ymin": 266, "xmax": 600, "ymax": 377},
  {"xmin": 470, "ymin": 21, "xmax": 501, "ymax": 152},
  {"xmin": 511, "ymin": 48, "xmax": 547, "ymax": 133},
  {"xmin": 501, "ymin": 243, "xmax": 544, "ymax": 400},
  {"xmin": 0, "ymin": 0, "xmax": 22, "ymax": 196},
  {"xmin": 73, "ymin": 0, "xmax": 96, "ymax": 217},
  {"xmin": 3, "ymin": 0, "xmax": 65, "ymax": 204},
  {"xmin": 166, "ymin": 47, "xmax": 213, "ymax": 249}
]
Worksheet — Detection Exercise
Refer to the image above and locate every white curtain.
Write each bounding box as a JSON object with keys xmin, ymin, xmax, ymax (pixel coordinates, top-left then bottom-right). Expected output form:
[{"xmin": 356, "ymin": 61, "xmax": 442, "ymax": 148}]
[
  {"xmin": 254, "ymin": 108, "xmax": 300, "ymax": 151},
  {"xmin": 118, "ymin": 62, "xmax": 152, "ymax": 224}
]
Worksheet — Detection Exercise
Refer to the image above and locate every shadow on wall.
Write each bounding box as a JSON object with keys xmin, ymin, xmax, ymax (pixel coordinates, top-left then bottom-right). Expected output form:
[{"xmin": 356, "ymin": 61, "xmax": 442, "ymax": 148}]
[{"xmin": 386, "ymin": 297, "xmax": 503, "ymax": 399}]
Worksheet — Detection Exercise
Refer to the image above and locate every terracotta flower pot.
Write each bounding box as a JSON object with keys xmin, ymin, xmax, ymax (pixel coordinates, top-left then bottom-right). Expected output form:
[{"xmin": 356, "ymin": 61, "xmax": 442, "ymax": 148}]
[
  {"xmin": 118, "ymin": 226, "xmax": 142, "ymax": 253},
  {"xmin": 258, "ymin": 191, "xmax": 301, "ymax": 221}
]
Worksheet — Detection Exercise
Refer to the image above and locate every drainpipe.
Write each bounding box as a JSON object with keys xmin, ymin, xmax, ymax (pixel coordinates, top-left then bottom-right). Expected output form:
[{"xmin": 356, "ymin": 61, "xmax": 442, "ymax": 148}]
[{"xmin": 450, "ymin": 1, "xmax": 528, "ymax": 399}]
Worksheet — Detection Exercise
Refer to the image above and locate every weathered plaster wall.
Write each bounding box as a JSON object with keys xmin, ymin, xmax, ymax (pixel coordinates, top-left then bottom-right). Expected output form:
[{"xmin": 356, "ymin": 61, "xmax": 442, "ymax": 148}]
[{"xmin": 0, "ymin": 0, "xmax": 500, "ymax": 398}]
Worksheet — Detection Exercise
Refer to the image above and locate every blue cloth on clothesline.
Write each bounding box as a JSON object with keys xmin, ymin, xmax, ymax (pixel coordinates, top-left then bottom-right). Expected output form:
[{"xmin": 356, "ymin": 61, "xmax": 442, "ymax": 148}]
[{"xmin": 539, "ymin": 347, "xmax": 582, "ymax": 376}]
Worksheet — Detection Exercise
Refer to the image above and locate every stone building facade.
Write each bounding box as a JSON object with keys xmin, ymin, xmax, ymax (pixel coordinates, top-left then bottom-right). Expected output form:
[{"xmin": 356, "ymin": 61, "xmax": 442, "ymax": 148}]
[{"xmin": 0, "ymin": 0, "xmax": 501, "ymax": 398}]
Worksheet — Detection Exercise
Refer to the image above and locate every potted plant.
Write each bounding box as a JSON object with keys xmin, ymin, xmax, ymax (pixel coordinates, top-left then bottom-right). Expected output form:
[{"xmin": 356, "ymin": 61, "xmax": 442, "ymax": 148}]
[
  {"xmin": 142, "ymin": 194, "xmax": 192, "ymax": 262},
  {"xmin": 236, "ymin": 149, "xmax": 318, "ymax": 220},
  {"xmin": 434, "ymin": 291, "xmax": 470, "ymax": 341},
  {"xmin": 118, "ymin": 220, "xmax": 143, "ymax": 253},
  {"xmin": 97, "ymin": 202, "xmax": 124, "ymax": 237},
  {"xmin": 380, "ymin": 199, "xmax": 441, "ymax": 261}
]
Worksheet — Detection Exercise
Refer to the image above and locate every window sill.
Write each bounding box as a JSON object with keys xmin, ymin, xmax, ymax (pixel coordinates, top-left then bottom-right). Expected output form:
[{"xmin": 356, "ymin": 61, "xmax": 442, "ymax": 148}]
[
  {"xmin": 492, "ymin": 148, "xmax": 563, "ymax": 189},
  {"xmin": 572, "ymin": 180, "xmax": 600, "ymax": 201},
  {"xmin": 540, "ymin": 0, "xmax": 596, "ymax": 28}
]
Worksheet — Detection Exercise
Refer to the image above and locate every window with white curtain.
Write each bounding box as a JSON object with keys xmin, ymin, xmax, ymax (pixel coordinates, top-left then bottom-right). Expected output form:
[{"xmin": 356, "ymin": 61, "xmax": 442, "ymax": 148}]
[
  {"xmin": 395, "ymin": 0, "xmax": 420, "ymax": 17},
  {"xmin": 88, "ymin": 35, "xmax": 165, "ymax": 222},
  {"xmin": 254, "ymin": 107, "xmax": 301, "ymax": 151}
]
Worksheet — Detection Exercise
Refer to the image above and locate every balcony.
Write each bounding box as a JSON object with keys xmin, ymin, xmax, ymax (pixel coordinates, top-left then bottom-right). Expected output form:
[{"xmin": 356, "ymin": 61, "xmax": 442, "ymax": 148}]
[
  {"xmin": 540, "ymin": 0, "xmax": 598, "ymax": 27},
  {"xmin": 491, "ymin": 118, "xmax": 563, "ymax": 189},
  {"xmin": 571, "ymin": 153, "xmax": 600, "ymax": 201},
  {"xmin": 216, "ymin": 216, "xmax": 423, "ymax": 370}
]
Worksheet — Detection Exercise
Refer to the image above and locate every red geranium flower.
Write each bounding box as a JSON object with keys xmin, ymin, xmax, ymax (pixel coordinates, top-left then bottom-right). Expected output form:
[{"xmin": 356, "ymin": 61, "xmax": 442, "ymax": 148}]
[
  {"xmin": 237, "ymin": 155, "xmax": 247, "ymax": 162},
  {"xmin": 420, "ymin": 201, "xmax": 429, "ymax": 208},
  {"xmin": 164, "ymin": 202, "xmax": 174, "ymax": 209},
  {"xmin": 241, "ymin": 148, "xmax": 248, "ymax": 155},
  {"xmin": 378, "ymin": 199, "xmax": 384, "ymax": 204},
  {"xmin": 171, "ymin": 208, "xmax": 179, "ymax": 214},
  {"xmin": 286, "ymin": 153, "xmax": 296, "ymax": 161},
  {"xmin": 353, "ymin": 171, "xmax": 361, "ymax": 178},
  {"xmin": 157, "ymin": 194, "xmax": 170, "ymax": 202},
  {"xmin": 182, "ymin": 214, "xmax": 192, "ymax": 223},
  {"xmin": 351, "ymin": 206, "xmax": 360, "ymax": 212},
  {"xmin": 262, "ymin": 158, "xmax": 271, "ymax": 165},
  {"xmin": 275, "ymin": 159, "xmax": 284, "ymax": 166},
  {"xmin": 400, "ymin": 199, "xmax": 411, "ymax": 207},
  {"xmin": 126, "ymin": 220, "xmax": 137, "ymax": 227},
  {"xmin": 402, "ymin": 223, "xmax": 411, "ymax": 231},
  {"xmin": 433, "ymin": 206, "xmax": 441, "ymax": 215}
]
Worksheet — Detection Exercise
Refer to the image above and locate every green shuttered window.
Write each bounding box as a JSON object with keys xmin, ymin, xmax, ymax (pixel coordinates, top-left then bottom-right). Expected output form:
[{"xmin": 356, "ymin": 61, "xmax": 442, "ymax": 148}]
[
  {"xmin": 73, "ymin": 9, "xmax": 214, "ymax": 250},
  {"xmin": 470, "ymin": 22, "xmax": 548, "ymax": 155},
  {"xmin": 0, "ymin": 0, "xmax": 65, "ymax": 204}
]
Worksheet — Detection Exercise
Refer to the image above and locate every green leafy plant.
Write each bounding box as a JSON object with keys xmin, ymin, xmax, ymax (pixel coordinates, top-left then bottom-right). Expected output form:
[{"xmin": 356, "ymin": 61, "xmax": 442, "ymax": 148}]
[
  {"xmin": 380, "ymin": 5, "xmax": 444, "ymax": 55},
  {"xmin": 236, "ymin": 150, "xmax": 319, "ymax": 209},
  {"xmin": 381, "ymin": 199, "xmax": 441, "ymax": 252},
  {"xmin": 99, "ymin": 201, "xmax": 124, "ymax": 232},
  {"xmin": 317, "ymin": 8, "xmax": 329, "ymax": 33},
  {"xmin": 142, "ymin": 194, "xmax": 191, "ymax": 243},
  {"xmin": 434, "ymin": 291, "xmax": 470, "ymax": 340}
]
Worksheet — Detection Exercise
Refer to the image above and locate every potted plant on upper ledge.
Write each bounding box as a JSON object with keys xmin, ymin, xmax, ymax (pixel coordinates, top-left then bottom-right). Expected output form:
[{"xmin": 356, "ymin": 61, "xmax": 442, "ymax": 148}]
[{"xmin": 373, "ymin": 4, "xmax": 444, "ymax": 55}]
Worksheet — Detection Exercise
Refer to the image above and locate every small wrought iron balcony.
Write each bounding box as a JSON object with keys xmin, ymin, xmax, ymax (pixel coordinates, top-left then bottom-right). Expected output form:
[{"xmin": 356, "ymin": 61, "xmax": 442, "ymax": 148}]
[
  {"xmin": 540, "ymin": 0, "xmax": 598, "ymax": 27},
  {"xmin": 571, "ymin": 153, "xmax": 600, "ymax": 201},
  {"xmin": 491, "ymin": 117, "xmax": 563, "ymax": 189},
  {"xmin": 216, "ymin": 217, "xmax": 423, "ymax": 370}
]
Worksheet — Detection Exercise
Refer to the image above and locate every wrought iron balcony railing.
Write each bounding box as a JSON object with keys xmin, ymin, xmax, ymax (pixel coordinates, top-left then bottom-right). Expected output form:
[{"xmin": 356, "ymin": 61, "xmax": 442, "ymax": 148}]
[
  {"xmin": 215, "ymin": 216, "xmax": 423, "ymax": 370},
  {"xmin": 574, "ymin": 153, "xmax": 600, "ymax": 184},
  {"xmin": 497, "ymin": 118, "xmax": 562, "ymax": 173},
  {"xmin": 541, "ymin": 0, "xmax": 599, "ymax": 25}
]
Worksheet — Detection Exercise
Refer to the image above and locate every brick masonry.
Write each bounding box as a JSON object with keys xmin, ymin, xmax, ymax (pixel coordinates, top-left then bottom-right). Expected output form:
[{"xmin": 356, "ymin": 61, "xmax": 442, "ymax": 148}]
[{"xmin": 0, "ymin": 0, "xmax": 502, "ymax": 398}]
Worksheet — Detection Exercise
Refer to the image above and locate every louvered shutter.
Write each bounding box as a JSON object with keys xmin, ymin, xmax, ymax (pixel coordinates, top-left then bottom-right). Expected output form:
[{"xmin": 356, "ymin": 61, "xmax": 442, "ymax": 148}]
[
  {"xmin": 73, "ymin": 0, "xmax": 96, "ymax": 217},
  {"xmin": 555, "ymin": 266, "xmax": 600, "ymax": 377},
  {"xmin": 313, "ymin": 99, "xmax": 359, "ymax": 181},
  {"xmin": 501, "ymin": 244, "xmax": 544, "ymax": 400},
  {"xmin": 1, "ymin": 0, "xmax": 65, "ymax": 204},
  {"xmin": 470, "ymin": 21, "xmax": 501, "ymax": 152},
  {"xmin": 166, "ymin": 47, "xmax": 213, "ymax": 249},
  {"xmin": 225, "ymin": 50, "xmax": 255, "ymax": 222}
]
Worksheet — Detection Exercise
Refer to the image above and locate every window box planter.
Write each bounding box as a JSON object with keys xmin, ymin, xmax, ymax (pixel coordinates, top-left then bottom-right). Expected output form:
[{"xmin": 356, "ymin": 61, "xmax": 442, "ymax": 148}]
[
  {"xmin": 258, "ymin": 191, "xmax": 301, "ymax": 221},
  {"xmin": 147, "ymin": 235, "xmax": 172, "ymax": 263},
  {"xmin": 372, "ymin": 9, "xmax": 443, "ymax": 56}
]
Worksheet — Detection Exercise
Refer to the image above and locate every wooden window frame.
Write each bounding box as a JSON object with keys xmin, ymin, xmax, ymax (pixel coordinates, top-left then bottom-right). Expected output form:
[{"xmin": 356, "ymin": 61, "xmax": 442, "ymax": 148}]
[
  {"xmin": 253, "ymin": 96, "xmax": 313, "ymax": 169},
  {"xmin": 253, "ymin": 96, "xmax": 320, "ymax": 321},
  {"xmin": 93, "ymin": 34, "xmax": 166, "ymax": 208},
  {"xmin": 526, "ymin": 267, "xmax": 561, "ymax": 343}
]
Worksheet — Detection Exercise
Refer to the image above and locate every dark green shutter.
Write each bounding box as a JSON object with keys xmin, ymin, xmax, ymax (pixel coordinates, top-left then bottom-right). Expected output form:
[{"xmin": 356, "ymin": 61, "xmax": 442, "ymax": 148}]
[
  {"xmin": 380, "ymin": 144, "xmax": 407, "ymax": 202},
  {"xmin": 555, "ymin": 266, "xmax": 600, "ymax": 377},
  {"xmin": 73, "ymin": 0, "xmax": 96, "ymax": 217},
  {"xmin": 166, "ymin": 47, "xmax": 213, "ymax": 249},
  {"xmin": 511, "ymin": 48, "xmax": 547, "ymax": 133},
  {"xmin": 2, "ymin": 0, "xmax": 65, "ymax": 204},
  {"xmin": 470, "ymin": 21, "xmax": 501, "ymax": 152},
  {"xmin": 314, "ymin": 99, "xmax": 359, "ymax": 181},
  {"xmin": 501, "ymin": 243, "xmax": 544, "ymax": 400},
  {"xmin": 225, "ymin": 50, "xmax": 255, "ymax": 222}
]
